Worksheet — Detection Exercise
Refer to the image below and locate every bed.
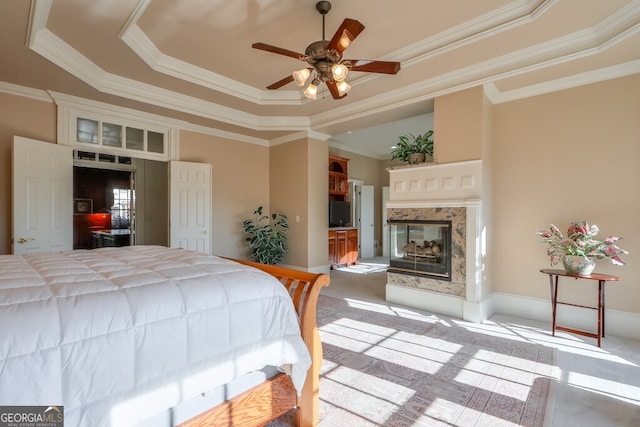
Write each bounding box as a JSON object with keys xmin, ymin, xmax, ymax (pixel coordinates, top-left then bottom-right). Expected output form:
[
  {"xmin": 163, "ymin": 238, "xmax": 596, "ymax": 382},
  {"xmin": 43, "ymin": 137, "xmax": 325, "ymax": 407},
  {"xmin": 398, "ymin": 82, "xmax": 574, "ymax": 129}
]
[{"xmin": 0, "ymin": 245, "xmax": 329, "ymax": 426}]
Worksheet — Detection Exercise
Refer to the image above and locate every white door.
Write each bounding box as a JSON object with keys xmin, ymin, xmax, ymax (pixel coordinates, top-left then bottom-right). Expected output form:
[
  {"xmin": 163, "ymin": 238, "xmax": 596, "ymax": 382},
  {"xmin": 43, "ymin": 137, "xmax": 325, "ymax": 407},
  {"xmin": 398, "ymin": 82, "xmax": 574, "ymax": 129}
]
[
  {"xmin": 382, "ymin": 186, "xmax": 390, "ymax": 259},
  {"xmin": 169, "ymin": 161, "xmax": 212, "ymax": 253},
  {"xmin": 12, "ymin": 136, "xmax": 73, "ymax": 255},
  {"xmin": 359, "ymin": 185, "xmax": 375, "ymax": 259}
]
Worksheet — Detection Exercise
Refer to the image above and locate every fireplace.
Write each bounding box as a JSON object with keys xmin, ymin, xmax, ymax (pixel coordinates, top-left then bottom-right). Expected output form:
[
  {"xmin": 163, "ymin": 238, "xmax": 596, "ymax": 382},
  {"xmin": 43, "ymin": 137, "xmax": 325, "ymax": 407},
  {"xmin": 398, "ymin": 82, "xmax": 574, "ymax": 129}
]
[
  {"xmin": 386, "ymin": 160, "xmax": 484, "ymax": 322},
  {"xmin": 388, "ymin": 220, "xmax": 452, "ymax": 280}
]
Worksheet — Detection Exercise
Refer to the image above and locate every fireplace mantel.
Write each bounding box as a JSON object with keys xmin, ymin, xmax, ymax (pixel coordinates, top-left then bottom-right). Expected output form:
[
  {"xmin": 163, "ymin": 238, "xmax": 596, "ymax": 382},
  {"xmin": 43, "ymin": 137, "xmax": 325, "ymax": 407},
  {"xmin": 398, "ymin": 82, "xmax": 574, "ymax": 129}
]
[{"xmin": 387, "ymin": 159, "xmax": 482, "ymax": 203}]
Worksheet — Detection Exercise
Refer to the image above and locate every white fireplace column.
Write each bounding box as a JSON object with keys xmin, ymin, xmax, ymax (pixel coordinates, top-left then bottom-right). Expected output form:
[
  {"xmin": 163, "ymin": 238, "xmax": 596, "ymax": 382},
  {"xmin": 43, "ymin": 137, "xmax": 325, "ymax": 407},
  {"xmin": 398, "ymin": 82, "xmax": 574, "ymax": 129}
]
[{"xmin": 386, "ymin": 160, "xmax": 487, "ymax": 322}]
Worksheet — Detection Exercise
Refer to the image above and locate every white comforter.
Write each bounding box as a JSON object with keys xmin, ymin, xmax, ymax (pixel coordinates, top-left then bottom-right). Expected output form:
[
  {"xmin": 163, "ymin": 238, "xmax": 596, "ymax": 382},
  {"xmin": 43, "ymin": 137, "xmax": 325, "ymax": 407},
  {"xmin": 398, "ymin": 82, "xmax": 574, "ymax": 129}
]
[{"xmin": 0, "ymin": 246, "xmax": 310, "ymax": 426}]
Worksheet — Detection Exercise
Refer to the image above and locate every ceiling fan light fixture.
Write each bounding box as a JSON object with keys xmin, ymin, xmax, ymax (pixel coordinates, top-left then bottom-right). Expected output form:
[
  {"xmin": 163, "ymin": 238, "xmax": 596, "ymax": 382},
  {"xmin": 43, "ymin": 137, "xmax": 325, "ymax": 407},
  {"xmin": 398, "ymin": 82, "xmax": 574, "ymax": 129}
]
[
  {"xmin": 252, "ymin": 1, "xmax": 400, "ymax": 100},
  {"xmin": 331, "ymin": 63, "xmax": 348, "ymax": 81},
  {"xmin": 292, "ymin": 68, "xmax": 311, "ymax": 86},
  {"xmin": 336, "ymin": 80, "xmax": 351, "ymax": 96},
  {"xmin": 304, "ymin": 80, "xmax": 319, "ymax": 99}
]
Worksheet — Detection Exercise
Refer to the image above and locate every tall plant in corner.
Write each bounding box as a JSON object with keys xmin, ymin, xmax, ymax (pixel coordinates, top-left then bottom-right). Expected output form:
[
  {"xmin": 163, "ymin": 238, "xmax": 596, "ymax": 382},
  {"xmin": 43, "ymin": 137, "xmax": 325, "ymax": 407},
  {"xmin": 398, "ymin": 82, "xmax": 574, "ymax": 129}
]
[{"xmin": 242, "ymin": 206, "xmax": 288, "ymax": 265}]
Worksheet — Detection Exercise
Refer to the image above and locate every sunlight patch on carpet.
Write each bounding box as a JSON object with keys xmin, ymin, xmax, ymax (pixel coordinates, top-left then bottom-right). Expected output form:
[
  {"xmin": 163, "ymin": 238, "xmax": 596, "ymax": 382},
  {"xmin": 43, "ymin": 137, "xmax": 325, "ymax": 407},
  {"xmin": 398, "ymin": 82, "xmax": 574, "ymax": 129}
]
[
  {"xmin": 334, "ymin": 262, "xmax": 388, "ymax": 274},
  {"xmin": 316, "ymin": 295, "xmax": 558, "ymax": 426}
]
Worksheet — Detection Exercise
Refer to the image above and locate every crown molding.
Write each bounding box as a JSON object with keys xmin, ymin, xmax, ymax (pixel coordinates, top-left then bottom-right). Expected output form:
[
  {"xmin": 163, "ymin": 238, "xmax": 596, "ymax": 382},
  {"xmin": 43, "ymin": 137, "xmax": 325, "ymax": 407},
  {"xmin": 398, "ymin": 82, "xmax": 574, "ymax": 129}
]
[
  {"xmin": 120, "ymin": 19, "xmax": 304, "ymax": 105},
  {"xmin": 398, "ymin": 0, "xmax": 554, "ymax": 69},
  {"xmin": 0, "ymin": 81, "xmax": 52, "ymax": 102},
  {"xmin": 328, "ymin": 140, "xmax": 388, "ymax": 160},
  {"xmin": 24, "ymin": 0, "xmax": 640, "ymax": 139},
  {"xmin": 485, "ymin": 59, "xmax": 640, "ymax": 104},
  {"xmin": 26, "ymin": 5, "xmax": 311, "ymax": 132},
  {"xmin": 269, "ymin": 130, "xmax": 331, "ymax": 147},
  {"xmin": 309, "ymin": 3, "xmax": 640, "ymax": 131}
]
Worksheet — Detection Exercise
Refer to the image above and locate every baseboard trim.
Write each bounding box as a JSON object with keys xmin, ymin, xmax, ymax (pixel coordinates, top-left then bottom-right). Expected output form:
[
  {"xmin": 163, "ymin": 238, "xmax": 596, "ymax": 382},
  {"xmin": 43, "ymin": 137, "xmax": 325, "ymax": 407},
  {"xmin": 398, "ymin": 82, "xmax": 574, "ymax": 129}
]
[{"xmin": 385, "ymin": 284, "xmax": 640, "ymax": 341}]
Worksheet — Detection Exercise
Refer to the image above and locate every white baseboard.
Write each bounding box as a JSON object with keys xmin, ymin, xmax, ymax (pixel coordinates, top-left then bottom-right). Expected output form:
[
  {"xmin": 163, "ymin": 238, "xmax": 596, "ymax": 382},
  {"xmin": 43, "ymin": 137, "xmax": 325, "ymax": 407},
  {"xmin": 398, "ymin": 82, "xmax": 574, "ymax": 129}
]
[
  {"xmin": 281, "ymin": 263, "xmax": 330, "ymax": 275},
  {"xmin": 385, "ymin": 284, "xmax": 640, "ymax": 341},
  {"xmin": 489, "ymin": 292, "xmax": 640, "ymax": 342}
]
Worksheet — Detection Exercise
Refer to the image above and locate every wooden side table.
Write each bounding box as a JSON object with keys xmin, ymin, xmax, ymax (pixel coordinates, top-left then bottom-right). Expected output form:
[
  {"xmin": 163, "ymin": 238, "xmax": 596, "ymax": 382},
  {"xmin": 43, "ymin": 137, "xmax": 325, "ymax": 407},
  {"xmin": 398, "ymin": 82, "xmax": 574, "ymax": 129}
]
[{"xmin": 540, "ymin": 269, "xmax": 620, "ymax": 347}]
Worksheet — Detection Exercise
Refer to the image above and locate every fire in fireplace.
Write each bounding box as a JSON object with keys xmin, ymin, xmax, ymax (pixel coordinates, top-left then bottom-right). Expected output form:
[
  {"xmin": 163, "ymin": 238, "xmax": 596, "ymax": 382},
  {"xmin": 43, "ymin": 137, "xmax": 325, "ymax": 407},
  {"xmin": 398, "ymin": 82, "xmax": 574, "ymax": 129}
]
[{"xmin": 388, "ymin": 219, "xmax": 452, "ymax": 280}]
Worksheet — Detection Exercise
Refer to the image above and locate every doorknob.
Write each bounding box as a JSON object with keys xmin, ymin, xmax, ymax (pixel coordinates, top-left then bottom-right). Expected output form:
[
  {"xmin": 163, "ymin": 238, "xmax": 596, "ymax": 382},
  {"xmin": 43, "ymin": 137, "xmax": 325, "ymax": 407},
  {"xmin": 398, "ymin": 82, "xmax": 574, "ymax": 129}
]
[
  {"xmin": 17, "ymin": 237, "xmax": 35, "ymax": 244},
  {"xmin": 201, "ymin": 230, "xmax": 208, "ymax": 235}
]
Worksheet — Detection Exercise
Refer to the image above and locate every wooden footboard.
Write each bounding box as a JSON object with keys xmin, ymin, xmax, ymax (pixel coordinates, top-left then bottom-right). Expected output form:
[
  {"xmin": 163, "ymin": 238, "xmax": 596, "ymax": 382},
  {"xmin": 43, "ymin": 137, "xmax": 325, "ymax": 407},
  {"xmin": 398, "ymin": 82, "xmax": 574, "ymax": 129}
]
[{"xmin": 179, "ymin": 259, "xmax": 329, "ymax": 427}]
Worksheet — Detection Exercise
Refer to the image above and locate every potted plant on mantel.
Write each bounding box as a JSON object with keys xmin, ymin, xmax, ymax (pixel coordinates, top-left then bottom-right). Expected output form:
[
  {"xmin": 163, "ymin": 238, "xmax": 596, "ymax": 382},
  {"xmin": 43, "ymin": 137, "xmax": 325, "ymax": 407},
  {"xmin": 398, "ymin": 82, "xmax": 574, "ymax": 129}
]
[{"xmin": 391, "ymin": 131, "xmax": 434, "ymax": 165}]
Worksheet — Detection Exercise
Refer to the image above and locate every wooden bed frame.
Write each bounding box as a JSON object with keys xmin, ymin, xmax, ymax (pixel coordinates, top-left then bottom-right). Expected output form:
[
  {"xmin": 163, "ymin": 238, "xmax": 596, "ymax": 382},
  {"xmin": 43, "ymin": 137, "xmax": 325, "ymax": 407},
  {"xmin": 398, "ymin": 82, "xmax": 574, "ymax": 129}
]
[{"xmin": 179, "ymin": 259, "xmax": 330, "ymax": 427}]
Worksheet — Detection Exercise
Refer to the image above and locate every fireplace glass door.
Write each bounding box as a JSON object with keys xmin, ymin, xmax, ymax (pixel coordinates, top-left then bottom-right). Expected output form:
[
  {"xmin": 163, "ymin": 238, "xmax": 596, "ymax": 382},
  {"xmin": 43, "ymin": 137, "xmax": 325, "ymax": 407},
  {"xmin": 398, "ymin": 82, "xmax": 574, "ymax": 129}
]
[{"xmin": 388, "ymin": 220, "xmax": 452, "ymax": 280}]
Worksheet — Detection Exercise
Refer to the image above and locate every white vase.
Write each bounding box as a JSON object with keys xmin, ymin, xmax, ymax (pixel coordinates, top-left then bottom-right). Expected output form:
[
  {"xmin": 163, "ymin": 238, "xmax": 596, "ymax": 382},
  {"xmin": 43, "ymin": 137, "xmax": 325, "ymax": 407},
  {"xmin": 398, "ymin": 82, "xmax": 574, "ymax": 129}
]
[{"xmin": 562, "ymin": 255, "xmax": 596, "ymax": 276}]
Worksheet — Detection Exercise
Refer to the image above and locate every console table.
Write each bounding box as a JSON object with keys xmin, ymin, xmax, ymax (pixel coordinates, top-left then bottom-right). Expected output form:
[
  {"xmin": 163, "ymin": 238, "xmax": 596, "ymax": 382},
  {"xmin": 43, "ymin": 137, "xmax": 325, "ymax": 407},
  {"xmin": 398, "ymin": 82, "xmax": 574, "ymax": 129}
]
[{"xmin": 540, "ymin": 269, "xmax": 619, "ymax": 347}]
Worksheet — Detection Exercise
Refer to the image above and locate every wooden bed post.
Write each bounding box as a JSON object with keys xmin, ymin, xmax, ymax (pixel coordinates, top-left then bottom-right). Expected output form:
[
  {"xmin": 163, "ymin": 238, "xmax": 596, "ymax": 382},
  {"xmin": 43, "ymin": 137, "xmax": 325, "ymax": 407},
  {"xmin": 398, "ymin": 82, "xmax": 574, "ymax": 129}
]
[{"xmin": 226, "ymin": 259, "xmax": 330, "ymax": 427}]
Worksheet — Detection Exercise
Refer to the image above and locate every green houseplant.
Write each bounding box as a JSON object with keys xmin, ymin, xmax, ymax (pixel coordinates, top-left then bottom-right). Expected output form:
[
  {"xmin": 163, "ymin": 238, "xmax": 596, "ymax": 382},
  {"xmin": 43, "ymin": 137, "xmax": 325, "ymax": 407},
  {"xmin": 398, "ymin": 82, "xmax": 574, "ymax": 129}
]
[
  {"xmin": 242, "ymin": 206, "xmax": 288, "ymax": 265},
  {"xmin": 391, "ymin": 130, "xmax": 434, "ymax": 164}
]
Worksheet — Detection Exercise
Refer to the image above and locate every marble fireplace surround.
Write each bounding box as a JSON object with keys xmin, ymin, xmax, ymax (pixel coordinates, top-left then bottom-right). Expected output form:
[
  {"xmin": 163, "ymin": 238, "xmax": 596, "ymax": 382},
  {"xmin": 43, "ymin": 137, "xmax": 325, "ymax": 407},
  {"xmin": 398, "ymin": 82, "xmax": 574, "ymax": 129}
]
[{"xmin": 386, "ymin": 160, "xmax": 485, "ymax": 322}]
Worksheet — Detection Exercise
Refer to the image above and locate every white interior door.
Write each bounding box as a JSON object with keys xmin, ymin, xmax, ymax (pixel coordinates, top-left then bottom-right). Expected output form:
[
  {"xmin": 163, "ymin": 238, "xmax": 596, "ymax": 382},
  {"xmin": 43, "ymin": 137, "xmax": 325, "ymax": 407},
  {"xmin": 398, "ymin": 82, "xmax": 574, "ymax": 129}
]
[
  {"xmin": 382, "ymin": 186, "xmax": 389, "ymax": 259},
  {"xmin": 359, "ymin": 185, "xmax": 375, "ymax": 259},
  {"xmin": 170, "ymin": 161, "xmax": 212, "ymax": 253},
  {"xmin": 12, "ymin": 136, "xmax": 73, "ymax": 255}
]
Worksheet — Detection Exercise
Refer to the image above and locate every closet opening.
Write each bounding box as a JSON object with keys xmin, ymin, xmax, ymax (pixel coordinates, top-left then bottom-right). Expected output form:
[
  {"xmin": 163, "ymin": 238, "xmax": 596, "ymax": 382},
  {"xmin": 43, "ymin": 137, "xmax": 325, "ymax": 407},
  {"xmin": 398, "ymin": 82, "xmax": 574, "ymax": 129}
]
[{"xmin": 72, "ymin": 157, "xmax": 168, "ymax": 250}]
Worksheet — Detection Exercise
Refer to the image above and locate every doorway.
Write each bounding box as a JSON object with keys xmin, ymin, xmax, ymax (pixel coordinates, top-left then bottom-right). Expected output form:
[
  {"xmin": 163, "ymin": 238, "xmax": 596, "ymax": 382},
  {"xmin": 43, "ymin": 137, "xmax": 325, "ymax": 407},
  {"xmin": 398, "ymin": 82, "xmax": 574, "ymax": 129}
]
[
  {"xmin": 73, "ymin": 167, "xmax": 134, "ymax": 249},
  {"xmin": 72, "ymin": 158, "xmax": 169, "ymax": 250}
]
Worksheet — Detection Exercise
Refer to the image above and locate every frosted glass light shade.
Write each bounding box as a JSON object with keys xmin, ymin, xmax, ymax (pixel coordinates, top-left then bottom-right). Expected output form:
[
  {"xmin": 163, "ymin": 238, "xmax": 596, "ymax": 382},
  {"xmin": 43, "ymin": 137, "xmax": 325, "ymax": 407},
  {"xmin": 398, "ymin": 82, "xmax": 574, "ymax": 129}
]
[
  {"xmin": 304, "ymin": 82, "xmax": 318, "ymax": 99},
  {"xmin": 292, "ymin": 68, "xmax": 311, "ymax": 86},
  {"xmin": 331, "ymin": 63, "xmax": 348, "ymax": 81},
  {"xmin": 336, "ymin": 80, "xmax": 351, "ymax": 96}
]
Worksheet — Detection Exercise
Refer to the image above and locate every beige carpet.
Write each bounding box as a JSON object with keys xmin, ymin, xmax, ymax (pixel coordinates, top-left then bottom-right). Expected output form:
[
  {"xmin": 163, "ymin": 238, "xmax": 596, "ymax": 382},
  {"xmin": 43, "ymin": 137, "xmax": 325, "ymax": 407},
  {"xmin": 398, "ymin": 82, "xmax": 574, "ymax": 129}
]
[{"xmin": 270, "ymin": 294, "xmax": 557, "ymax": 426}]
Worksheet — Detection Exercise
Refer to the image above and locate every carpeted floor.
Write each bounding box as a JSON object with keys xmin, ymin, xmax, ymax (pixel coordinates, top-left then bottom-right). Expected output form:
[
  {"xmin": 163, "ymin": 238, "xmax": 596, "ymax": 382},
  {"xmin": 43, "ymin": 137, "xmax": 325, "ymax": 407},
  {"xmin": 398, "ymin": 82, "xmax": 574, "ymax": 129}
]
[{"xmin": 269, "ymin": 294, "xmax": 558, "ymax": 426}]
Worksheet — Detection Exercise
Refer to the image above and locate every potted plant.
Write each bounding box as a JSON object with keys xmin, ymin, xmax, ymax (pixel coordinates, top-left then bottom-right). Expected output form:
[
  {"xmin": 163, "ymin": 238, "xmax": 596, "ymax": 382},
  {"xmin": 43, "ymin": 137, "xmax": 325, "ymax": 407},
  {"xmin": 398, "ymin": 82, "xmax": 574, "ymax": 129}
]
[
  {"xmin": 391, "ymin": 130, "xmax": 434, "ymax": 164},
  {"xmin": 536, "ymin": 221, "xmax": 627, "ymax": 275},
  {"xmin": 242, "ymin": 206, "xmax": 288, "ymax": 265}
]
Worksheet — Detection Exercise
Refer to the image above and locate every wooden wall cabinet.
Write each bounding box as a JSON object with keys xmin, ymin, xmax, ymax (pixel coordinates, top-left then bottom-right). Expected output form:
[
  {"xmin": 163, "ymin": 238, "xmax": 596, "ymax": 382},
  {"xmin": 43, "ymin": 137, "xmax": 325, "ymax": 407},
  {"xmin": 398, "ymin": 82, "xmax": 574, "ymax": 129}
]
[
  {"xmin": 328, "ymin": 228, "xmax": 358, "ymax": 267},
  {"xmin": 328, "ymin": 155, "xmax": 349, "ymax": 199}
]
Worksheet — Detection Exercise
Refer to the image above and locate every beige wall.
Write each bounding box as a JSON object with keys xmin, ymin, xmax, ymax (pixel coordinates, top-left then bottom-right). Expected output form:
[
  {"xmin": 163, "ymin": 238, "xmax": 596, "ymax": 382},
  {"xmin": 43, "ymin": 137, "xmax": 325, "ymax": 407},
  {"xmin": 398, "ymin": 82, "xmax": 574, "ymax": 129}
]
[
  {"xmin": 271, "ymin": 138, "xmax": 329, "ymax": 270},
  {"xmin": 434, "ymin": 86, "xmax": 485, "ymax": 163},
  {"xmin": 0, "ymin": 93, "xmax": 57, "ymax": 254},
  {"xmin": 270, "ymin": 139, "xmax": 309, "ymax": 268},
  {"xmin": 308, "ymin": 139, "xmax": 329, "ymax": 269},
  {"xmin": 179, "ymin": 130, "xmax": 270, "ymax": 258},
  {"xmin": 491, "ymin": 74, "xmax": 640, "ymax": 314}
]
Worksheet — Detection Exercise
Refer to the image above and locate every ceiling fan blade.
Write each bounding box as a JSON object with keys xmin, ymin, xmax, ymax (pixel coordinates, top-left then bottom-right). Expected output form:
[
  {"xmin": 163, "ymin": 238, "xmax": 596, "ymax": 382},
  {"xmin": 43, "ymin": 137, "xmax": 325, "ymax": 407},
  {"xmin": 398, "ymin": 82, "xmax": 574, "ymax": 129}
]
[
  {"xmin": 326, "ymin": 18, "xmax": 365, "ymax": 53},
  {"xmin": 252, "ymin": 42, "xmax": 304, "ymax": 60},
  {"xmin": 266, "ymin": 75, "xmax": 295, "ymax": 90},
  {"xmin": 347, "ymin": 60, "xmax": 401, "ymax": 74},
  {"xmin": 327, "ymin": 81, "xmax": 347, "ymax": 100}
]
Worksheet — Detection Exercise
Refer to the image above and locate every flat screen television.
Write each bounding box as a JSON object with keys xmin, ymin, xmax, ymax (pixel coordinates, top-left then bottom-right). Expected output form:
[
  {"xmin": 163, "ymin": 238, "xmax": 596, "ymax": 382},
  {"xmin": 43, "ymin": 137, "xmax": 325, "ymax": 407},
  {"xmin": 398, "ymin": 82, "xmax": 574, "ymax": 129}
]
[{"xmin": 329, "ymin": 200, "xmax": 351, "ymax": 227}]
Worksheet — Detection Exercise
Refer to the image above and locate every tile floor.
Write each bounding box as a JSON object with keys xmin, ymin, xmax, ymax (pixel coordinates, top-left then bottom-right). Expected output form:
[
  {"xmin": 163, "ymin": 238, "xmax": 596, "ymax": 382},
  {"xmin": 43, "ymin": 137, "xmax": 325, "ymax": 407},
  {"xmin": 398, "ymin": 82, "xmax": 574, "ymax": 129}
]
[{"xmin": 323, "ymin": 261, "xmax": 640, "ymax": 426}]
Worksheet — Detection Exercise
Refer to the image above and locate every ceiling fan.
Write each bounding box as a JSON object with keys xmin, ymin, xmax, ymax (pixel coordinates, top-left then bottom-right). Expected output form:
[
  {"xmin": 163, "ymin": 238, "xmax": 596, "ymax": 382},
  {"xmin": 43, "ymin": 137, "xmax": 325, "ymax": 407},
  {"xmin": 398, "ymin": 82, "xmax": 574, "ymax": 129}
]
[{"xmin": 252, "ymin": 1, "xmax": 401, "ymax": 100}]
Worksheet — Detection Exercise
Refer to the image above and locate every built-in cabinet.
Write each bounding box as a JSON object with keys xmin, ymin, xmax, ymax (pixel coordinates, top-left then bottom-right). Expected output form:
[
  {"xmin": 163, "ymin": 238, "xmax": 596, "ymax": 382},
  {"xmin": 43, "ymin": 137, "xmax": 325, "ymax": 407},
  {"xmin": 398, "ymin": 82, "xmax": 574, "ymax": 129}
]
[
  {"xmin": 328, "ymin": 228, "xmax": 358, "ymax": 267},
  {"xmin": 328, "ymin": 155, "xmax": 349, "ymax": 199},
  {"xmin": 328, "ymin": 154, "xmax": 358, "ymax": 267}
]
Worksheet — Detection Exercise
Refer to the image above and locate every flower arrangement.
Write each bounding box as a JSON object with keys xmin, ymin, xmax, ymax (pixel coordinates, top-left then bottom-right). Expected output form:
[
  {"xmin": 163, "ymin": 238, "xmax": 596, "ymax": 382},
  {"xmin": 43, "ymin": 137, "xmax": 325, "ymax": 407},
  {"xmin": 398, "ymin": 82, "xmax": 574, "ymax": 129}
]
[{"xmin": 536, "ymin": 221, "xmax": 628, "ymax": 266}]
